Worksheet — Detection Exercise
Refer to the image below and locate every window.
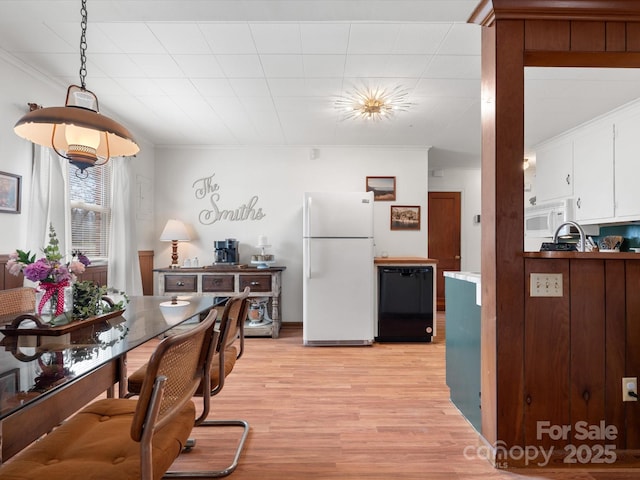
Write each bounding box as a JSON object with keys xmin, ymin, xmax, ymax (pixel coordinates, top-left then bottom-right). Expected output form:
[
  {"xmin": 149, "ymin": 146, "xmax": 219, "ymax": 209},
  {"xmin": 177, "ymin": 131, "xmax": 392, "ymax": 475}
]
[{"xmin": 68, "ymin": 164, "xmax": 112, "ymax": 262}]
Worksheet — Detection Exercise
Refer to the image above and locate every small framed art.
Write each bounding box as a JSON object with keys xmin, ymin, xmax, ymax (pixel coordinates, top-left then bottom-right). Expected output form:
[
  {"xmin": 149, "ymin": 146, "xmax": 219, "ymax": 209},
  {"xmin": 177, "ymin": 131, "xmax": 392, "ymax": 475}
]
[
  {"xmin": 0, "ymin": 171, "xmax": 21, "ymax": 214},
  {"xmin": 365, "ymin": 176, "xmax": 396, "ymax": 201},
  {"xmin": 390, "ymin": 205, "xmax": 421, "ymax": 231}
]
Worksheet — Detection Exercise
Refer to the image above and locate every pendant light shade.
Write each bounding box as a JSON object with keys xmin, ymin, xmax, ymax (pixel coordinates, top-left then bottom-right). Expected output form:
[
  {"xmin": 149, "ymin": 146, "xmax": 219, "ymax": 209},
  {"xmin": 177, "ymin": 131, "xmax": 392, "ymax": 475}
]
[
  {"xmin": 14, "ymin": 86, "xmax": 139, "ymax": 171},
  {"xmin": 13, "ymin": 1, "xmax": 139, "ymax": 173}
]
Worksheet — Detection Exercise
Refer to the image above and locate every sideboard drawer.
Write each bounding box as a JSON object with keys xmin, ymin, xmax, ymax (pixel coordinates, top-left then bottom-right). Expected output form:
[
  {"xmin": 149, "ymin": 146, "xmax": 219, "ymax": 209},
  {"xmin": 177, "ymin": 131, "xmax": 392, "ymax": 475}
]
[
  {"xmin": 202, "ymin": 275, "xmax": 234, "ymax": 292},
  {"xmin": 164, "ymin": 275, "xmax": 197, "ymax": 292},
  {"xmin": 240, "ymin": 274, "xmax": 272, "ymax": 293}
]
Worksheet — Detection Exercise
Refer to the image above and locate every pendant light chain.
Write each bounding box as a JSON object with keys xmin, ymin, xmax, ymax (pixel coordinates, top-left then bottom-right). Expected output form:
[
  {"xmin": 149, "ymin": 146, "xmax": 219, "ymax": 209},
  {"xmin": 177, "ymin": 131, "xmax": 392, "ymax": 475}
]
[{"xmin": 79, "ymin": 0, "xmax": 88, "ymax": 89}]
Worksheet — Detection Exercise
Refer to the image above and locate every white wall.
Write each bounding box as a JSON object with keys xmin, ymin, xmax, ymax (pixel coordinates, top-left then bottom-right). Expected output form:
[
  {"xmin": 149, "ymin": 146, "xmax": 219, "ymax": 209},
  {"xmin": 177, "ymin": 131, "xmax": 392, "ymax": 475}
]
[
  {"xmin": 0, "ymin": 52, "xmax": 157, "ymax": 258},
  {"xmin": 154, "ymin": 146, "xmax": 430, "ymax": 323},
  {"xmin": 427, "ymin": 167, "xmax": 482, "ymax": 273}
]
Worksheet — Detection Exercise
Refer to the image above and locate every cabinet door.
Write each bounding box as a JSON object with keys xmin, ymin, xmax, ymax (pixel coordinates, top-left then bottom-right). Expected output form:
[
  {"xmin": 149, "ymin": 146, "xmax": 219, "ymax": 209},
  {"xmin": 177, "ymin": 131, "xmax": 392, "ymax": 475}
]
[
  {"xmin": 614, "ymin": 108, "xmax": 640, "ymax": 219},
  {"xmin": 573, "ymin": 121, "xmax": 615, "ymax": 223},
  {"xmin": 535, "ymin": 138, "xmax": 573, "ymax": 202}
]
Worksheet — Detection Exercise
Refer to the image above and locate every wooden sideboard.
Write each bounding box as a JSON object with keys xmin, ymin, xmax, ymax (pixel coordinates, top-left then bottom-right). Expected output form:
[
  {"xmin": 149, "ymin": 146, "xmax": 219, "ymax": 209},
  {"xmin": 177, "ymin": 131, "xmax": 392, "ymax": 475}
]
[{"xmin": 154, "ymin": 265, "xmax": 285, "ymax": 338}]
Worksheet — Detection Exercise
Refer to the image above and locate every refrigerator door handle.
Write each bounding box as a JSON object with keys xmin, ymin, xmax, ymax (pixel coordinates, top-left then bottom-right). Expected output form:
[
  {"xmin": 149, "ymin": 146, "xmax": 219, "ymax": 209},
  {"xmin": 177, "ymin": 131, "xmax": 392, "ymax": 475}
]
[{"xmin": 306, "ymin": 240, "xmax": 312, "ymax": 279}]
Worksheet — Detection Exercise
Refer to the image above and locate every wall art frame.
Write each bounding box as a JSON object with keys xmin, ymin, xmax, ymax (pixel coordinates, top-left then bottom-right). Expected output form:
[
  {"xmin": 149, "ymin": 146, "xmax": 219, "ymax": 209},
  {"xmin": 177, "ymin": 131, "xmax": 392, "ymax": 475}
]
[
  {"xmin": 365, "ymin": 176, "xmax": 396, "ymax": 201},
  {"xmin": 0, "ymin": 171, "xmax": 21, "ymax": 214},
  {"xmin": 390, "ymin": 205, "xmax": 421, "ymax": 231}
]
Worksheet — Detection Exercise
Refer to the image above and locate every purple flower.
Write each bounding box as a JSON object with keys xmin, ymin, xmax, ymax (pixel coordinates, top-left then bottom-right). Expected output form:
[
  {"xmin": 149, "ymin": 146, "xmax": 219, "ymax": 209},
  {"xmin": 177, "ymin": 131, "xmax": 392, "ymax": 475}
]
[
  {"xmin": 51, "ymin": 264, "xmax": 72, "ymax": 283},
  {"xmin": 23, "ymin": 259, "xmax": 53, "ymax": 283},
  {"xmin": 76, "ymin": 252, "xmax": 91, "ymax": 267}
]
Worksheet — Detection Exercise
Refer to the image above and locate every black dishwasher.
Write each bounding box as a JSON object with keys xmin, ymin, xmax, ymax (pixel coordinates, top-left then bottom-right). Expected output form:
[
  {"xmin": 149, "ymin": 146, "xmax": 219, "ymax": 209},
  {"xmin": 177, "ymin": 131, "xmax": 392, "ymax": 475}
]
[{"xmin": 376, "ymin": 266, "xmax": 434, "ymax": 342}]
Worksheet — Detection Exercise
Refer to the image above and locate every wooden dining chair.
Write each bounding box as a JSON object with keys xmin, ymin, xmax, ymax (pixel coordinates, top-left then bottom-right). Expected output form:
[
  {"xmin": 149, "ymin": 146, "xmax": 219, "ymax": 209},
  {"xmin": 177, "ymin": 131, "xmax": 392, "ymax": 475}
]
[
  {"xmin": 127, "ymin": 287, "xmax": 252, "ymax": 478},
  {"xmin": 0, "ymin": 286, "xmax": 36, "ymax": 320},
  {"xmin": 0, "ymin": 307, "xmax": 218, "ymax": 480}
]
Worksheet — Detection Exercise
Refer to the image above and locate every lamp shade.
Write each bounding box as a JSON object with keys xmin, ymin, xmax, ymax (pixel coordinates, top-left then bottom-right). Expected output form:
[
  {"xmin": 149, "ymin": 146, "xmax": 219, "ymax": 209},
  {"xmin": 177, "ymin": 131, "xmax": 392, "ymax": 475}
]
[
  {"xmin": 14, "ymin": 85, "xmax": 139, "ymax": 172},
  {"xmin": 160, "ymin": 219, "xmax": 190, "ymax": 242}
]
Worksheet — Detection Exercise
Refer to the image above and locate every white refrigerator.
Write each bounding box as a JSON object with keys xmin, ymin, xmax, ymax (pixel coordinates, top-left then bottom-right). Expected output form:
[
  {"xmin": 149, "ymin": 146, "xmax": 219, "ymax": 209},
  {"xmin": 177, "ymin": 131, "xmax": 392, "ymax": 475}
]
[{"xmin": 302, "ymin": 191, "xmax": 375, "ymax": 346}]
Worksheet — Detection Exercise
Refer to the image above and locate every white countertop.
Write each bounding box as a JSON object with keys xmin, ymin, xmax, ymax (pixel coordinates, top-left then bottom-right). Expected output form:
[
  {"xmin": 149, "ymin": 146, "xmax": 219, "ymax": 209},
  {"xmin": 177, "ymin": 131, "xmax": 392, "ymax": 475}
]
[{"xmin": 444, "ymin": 271, "xmax": 481, "ymax": 306}]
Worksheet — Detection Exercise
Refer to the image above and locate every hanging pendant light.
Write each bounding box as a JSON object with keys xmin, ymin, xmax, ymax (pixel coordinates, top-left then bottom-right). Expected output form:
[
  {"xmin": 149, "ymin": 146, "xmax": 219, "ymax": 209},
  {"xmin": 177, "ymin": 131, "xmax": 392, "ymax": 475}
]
[{"xmin": 13, "ymin": 0, "xmax": 139, "ymax": 174}]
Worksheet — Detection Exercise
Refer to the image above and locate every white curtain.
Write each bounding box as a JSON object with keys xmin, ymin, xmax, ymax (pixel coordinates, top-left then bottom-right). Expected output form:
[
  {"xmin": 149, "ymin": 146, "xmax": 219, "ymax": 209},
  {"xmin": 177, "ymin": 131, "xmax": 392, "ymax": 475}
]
[
  {"xmin": 108, "ymin": 157, "xmax": 143, "ymax": 296},
  {"xmin": 26, "ymin": 145, "xmax": 70, "ymax": 258}
]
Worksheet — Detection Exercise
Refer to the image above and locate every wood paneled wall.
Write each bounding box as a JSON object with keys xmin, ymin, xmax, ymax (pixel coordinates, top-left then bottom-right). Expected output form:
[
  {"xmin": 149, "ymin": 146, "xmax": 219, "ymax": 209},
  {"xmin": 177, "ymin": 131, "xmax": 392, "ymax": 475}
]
[
  {"xmin": 469, "ymin": 0, "xmax": 640, "ymax": 467},
  {"xmin": 0, "ymin": 251, "xmax": 155, "ymax": 295}
]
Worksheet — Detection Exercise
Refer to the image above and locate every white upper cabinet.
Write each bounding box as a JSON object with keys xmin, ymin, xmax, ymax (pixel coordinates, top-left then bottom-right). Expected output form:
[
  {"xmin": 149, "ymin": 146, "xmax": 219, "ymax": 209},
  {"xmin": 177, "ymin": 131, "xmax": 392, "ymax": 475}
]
[
  {"xmin": 613, "ymin": 107, "xmax": 640, "ymax": 219},
  {"xmin": 535, "ymin": 138, "xmax": 573, "ymax": 203},
  {"xmin": 572, "ymin": 120, "xmax": 615, "ymax": 223}
]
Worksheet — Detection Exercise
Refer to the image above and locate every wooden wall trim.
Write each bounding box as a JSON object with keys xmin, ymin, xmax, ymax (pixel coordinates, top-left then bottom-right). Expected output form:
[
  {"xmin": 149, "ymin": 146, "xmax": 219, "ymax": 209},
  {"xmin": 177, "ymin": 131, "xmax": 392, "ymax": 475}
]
[
  {"xmin": 471, "ymin": 0, "xmax": 640, "ymax": 26},
  {"xmin": 525, "ymin": 51, "xmax": 640, "ymax": 67}
]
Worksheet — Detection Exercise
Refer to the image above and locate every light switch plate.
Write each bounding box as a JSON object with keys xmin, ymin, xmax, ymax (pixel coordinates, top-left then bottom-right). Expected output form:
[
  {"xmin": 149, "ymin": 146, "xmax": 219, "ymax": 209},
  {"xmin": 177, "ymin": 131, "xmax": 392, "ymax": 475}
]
[{"xmin": 530, "ymin": 273, "xmax": 563, "ymax": 297}]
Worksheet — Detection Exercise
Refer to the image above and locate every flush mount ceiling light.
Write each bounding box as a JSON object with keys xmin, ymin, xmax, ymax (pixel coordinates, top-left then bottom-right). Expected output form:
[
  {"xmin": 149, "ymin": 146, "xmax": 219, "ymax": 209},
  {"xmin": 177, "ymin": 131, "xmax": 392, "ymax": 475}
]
[
  {"xmin": 334, "ymin": 85, "xmax": 413, "ymax": 121},
  {"xmin": 13, "ymin": 0, "xmax": 139, "ymax": 175}
]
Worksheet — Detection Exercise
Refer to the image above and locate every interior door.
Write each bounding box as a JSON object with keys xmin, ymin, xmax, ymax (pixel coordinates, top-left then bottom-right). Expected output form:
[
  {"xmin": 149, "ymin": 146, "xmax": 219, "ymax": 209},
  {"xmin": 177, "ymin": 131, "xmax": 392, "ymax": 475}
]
[{"xmin": 428, "ymin": 192, "xmax": 461, "ymax": 311}]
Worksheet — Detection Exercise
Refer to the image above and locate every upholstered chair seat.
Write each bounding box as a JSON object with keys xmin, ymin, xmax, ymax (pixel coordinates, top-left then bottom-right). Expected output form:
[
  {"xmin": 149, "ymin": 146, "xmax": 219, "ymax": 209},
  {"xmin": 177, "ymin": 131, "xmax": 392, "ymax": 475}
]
[{"xmin": 0, "ymin": 398, "xmax": 195, "ymax": 480}]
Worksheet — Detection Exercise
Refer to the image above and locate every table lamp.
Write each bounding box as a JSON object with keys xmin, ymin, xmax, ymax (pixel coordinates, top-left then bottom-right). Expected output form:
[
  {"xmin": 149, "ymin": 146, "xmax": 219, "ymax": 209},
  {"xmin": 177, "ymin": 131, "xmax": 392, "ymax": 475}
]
[{"xmin": 160, "ymin": 219, "xmax": 190, "ymax": 268}]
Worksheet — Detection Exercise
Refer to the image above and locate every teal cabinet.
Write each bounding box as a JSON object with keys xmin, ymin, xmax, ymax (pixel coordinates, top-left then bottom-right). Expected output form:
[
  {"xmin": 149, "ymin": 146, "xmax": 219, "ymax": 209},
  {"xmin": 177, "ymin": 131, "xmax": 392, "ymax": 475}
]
[{"xmin": 445, "ymin": 274, "xmax": 481, "ymax": 433}]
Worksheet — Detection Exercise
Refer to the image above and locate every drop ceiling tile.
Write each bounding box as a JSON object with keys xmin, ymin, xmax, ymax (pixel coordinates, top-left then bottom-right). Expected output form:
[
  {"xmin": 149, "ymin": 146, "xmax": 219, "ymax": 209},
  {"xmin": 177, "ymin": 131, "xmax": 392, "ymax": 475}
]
[
  {"xmin": 19, "ymin": 52, "xmax": 92, "ymax": 77},
  {"xmin": 347, "ymin": 24, "xmax": 401, "ymax": 54},
  {"xmin": 438, "ymin": 23, "xmax": 481, "ymax": 55},
  {"xmin": 300, "ymin": 24, "xmax": 350, "ymax": 54},
  {"xmin": 250, "ymin": 23, "xmax": 301, "ymax": 54},
  {"xmin": 344, "ymin": 54, "xmax": 428, "ymax": 78},
  {"xmin": 153, "ymin": 78, "xmax": 200, "ymax": 96},
  {"xmin": 96, "ymin": 23, "xmax": 166, "ymax": 54},
  {"xmin": 216, "ymin": 54, "xmax": 264, "ymax": 78},
  {"xmin": 413, "ymin": 78, "xmax": 479, "ymax": 97},
  {"xmin": 229, "ymin": 78, "xmax": 271, "ymax": 96},
  {"xmin": 268, "ymin": 78, "xmax": 342, "ymax": 97},
  {"xmin": 199, "ymin": 23, "xmax": 257, "ymax": 54},
  {"xmin": 302, "ymin": 55, "xmax": 346, "ymax": 78},
  {"xmin": 172, "ymin": 54, "xmax": 225, "ymax": 78},
  {"xmin": 0, "ymin": 22, "xmax": 75, "ymax": 53},
  {"xmin": 128, "ymin": 54, "xmax": 184, "ymax": 77},
  {"xmin": 422, "ymin": 55, "xmax": 480, "ymax": 79},
  {"xmin": 393, "ymin": 23, "xmax": 451, "ymax": 54},
  {"xmin": 260, "ymin": 55, "xmax": 304, "ymax": 78},
  {"xmin": 191, "ymin": 78, "xmax": 236, "ymax": 97},
  {"xmin": 91, "ymin": 53, "xmax": 146, "ymax": 77},
  {"xmin": 115, "ymin": 78, "xmax": 167, "ymax": 96},
  {"xmin": 148, "ymin": 23, "xmax": 211, "ymax": 54}
]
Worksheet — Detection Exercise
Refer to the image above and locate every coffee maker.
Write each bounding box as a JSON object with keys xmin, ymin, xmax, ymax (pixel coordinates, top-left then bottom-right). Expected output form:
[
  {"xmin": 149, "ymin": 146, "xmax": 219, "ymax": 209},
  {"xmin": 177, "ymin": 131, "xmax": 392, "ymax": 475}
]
[{"xmin": 213, "ymin": 239, "xmax": 239, "ymax": 264}]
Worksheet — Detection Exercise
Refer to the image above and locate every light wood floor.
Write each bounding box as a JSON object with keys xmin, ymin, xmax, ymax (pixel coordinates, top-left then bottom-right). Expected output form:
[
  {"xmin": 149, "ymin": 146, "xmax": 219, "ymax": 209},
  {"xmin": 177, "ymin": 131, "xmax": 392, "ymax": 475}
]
[{"xmin": 128, "ymin": 314, "xmax": 639, "ymax": 479}]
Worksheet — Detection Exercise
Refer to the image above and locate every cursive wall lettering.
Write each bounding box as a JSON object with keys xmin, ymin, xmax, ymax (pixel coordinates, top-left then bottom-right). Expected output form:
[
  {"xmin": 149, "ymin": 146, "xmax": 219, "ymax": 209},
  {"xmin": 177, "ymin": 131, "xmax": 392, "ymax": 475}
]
[{"xmin": 193, "ymin": 173, "xmax": 266, "ymax": 225}]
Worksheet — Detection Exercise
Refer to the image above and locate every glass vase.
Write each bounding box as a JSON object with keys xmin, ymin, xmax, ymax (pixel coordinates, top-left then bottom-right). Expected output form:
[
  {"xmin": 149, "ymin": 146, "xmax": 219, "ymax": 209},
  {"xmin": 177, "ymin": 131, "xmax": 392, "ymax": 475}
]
[{"xmin": 36, "ymin": 285, "xmax": 73, "ymax": 324}]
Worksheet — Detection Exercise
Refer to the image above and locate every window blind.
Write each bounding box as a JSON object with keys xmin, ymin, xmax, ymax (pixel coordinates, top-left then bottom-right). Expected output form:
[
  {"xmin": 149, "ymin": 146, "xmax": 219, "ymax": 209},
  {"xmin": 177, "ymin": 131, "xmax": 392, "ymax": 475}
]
[{"xmin": 68, "ymin": 164, "xmax": 112, "ymax": 261}]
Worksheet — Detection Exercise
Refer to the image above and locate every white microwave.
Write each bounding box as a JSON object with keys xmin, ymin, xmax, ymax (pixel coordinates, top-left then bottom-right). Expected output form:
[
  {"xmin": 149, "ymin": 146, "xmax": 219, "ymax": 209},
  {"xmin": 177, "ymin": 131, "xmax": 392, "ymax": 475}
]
[{"xmin": 524, "ymin": 199, "xmax": 571, "ymax": 237}]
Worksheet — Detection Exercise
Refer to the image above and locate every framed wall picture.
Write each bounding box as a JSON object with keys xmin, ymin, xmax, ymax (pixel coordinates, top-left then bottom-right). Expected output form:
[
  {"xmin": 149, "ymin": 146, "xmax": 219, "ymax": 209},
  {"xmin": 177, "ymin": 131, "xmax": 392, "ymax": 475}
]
[
  {"xmin": 366, "ymin": 176, "xmax": 396, "ymax": 201},
  {"xmin": 0, "ymin": 171, "xmax": 21, "ymax": 214},
  {"xmin": 390, "ymin": 205, "xmax": 421, "ymax": 231}
]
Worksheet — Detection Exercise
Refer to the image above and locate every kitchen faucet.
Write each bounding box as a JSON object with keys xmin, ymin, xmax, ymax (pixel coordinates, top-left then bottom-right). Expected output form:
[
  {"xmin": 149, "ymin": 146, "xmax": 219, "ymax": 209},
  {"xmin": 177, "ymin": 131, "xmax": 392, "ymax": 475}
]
[{"xmin": 553, "ymin": 221, "xmax": 586, "ymax": 252}]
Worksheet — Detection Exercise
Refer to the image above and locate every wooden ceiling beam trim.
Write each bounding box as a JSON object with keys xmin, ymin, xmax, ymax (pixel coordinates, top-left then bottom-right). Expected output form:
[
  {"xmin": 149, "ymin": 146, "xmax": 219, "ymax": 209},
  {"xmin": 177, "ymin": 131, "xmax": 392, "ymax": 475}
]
[{"xmin": 470, "ymin": 0, "xmax": 640, "ymax": 27}]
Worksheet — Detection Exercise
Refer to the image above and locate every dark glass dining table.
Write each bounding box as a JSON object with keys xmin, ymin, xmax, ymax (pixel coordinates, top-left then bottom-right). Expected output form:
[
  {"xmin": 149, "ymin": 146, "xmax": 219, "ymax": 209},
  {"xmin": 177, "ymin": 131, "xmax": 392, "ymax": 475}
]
[{"xmin": 0, "ymin": 295, "xmax": 217, "ymax": 462}]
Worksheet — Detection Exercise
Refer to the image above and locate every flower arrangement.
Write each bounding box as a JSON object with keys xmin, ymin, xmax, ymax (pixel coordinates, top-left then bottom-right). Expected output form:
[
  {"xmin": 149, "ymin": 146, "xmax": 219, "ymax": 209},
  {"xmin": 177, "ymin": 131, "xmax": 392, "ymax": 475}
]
[{"xmin": 7, "ymin": 224, "xmax": 91, "ymax": 317}]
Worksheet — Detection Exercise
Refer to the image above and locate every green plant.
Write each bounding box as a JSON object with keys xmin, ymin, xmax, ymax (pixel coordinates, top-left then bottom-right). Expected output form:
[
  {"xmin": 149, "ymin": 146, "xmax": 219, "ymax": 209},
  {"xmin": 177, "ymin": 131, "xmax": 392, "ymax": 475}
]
[{"xmin": 73, "ymin": 280, "xmax": 128, "ymax": 320}]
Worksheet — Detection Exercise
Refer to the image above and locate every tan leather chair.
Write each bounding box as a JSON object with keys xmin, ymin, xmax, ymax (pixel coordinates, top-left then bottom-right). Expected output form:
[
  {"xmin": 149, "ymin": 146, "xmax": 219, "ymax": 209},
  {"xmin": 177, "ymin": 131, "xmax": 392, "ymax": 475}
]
[
  {"xmin": 127, "ymin": 287, "xmax": 251, "ymax": 478},
  {"xmin": 0, "ymin": 308, "xmax": 218, "ymax": 480}
]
